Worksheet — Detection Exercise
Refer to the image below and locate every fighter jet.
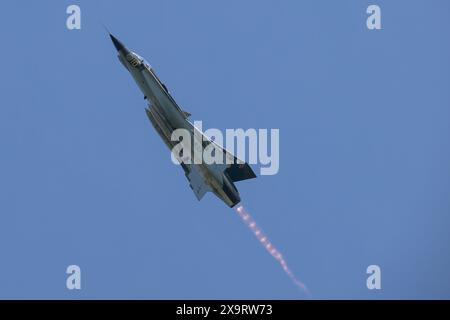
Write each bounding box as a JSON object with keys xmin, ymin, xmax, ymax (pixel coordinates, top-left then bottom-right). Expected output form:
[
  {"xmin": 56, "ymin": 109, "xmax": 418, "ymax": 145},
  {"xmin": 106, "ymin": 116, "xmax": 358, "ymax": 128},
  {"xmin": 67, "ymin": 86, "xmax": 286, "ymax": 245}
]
[{"xmin": 110, "ymin": 34, "xmax": 256, "ymax": 207}]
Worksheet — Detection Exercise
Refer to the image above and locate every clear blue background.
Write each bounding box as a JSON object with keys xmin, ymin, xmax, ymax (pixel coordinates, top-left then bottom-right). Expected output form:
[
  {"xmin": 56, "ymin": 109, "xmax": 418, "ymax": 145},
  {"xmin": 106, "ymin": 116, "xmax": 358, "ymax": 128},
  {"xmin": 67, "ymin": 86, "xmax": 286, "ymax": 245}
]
[{"xmin": 0, "ymin": 0, "xmax": 449, "ymax": 299}]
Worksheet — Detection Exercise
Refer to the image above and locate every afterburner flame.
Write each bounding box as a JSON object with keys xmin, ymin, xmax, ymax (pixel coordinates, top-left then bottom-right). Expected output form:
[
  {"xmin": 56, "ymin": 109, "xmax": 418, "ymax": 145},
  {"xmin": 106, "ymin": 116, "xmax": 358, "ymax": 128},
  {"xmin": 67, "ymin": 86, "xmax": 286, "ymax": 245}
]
[{"xmin": 235, "ymin": 204, "xmax": 310, "ymax": 296}]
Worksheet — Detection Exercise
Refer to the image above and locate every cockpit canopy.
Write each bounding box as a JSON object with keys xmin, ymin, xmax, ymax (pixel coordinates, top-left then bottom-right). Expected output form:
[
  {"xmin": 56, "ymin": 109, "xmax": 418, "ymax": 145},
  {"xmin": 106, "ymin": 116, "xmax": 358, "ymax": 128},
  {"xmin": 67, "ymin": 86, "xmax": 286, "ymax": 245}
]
[{"xmin": 134, "ymin": 53, "xmax": 151, "ymax": 68}]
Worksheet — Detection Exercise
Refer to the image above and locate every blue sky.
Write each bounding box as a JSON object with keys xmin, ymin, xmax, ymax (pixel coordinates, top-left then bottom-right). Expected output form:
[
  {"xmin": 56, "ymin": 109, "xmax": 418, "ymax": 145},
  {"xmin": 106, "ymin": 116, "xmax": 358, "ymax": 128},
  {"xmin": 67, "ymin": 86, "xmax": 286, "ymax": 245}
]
[{"xmin": 0, "ymin": 0, "xmax": 449, "ymax": 299}]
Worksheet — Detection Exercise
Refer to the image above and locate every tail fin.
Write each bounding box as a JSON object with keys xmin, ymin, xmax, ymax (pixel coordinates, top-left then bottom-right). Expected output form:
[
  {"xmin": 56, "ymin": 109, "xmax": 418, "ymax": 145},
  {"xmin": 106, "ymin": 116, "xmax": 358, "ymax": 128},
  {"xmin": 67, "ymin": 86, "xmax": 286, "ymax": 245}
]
[{"xmin": 225, "ymin": 163, "xmax": 257, "ymax": 182}]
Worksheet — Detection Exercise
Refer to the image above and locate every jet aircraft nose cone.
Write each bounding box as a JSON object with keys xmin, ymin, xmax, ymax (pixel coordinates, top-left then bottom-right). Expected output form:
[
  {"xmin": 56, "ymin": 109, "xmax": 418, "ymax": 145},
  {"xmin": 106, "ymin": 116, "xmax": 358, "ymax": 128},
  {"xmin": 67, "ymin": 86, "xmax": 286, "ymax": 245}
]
[{"xmin": 110, "ymin": 34, "xmax": 126, "ymax": 52}]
